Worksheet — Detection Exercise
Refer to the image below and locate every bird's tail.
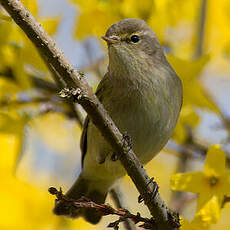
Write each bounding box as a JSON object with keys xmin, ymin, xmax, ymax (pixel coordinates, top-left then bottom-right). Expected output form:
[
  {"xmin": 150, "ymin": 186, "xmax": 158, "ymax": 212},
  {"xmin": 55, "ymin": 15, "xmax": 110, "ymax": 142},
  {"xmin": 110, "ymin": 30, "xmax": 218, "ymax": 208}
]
[{"xmin": 53, "ymin": 172, "xmax": 108, "ymax": 224}]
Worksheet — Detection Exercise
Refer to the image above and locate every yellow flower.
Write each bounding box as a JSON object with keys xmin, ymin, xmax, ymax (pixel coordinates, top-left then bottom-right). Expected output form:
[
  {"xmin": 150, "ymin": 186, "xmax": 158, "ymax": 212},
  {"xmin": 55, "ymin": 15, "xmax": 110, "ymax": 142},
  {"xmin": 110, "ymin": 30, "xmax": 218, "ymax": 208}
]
[
  {"xmin": 171, "ymin": 145, "xmax": 230, "ymax": 225},
  {"xmin": 181, "ymin": 217, "xmax": 210, "ymax": 230},
  {"xmin": 0, "ymin": 0, "xmax": 60, "ymax": 90},
  {"xmin": 205, "ymin": 0, "xmax": 230, "ymax": 55},
  {"xmin": 173, "ymin": 105, "xmax": 199, "ymax": 143},
  {"xmin": 168, "ymin": 55, "xmax": 219, "ymax": 143},
  {"xmin": 167, "ymin": 55, "xmax": 219, "ymax": 112}
]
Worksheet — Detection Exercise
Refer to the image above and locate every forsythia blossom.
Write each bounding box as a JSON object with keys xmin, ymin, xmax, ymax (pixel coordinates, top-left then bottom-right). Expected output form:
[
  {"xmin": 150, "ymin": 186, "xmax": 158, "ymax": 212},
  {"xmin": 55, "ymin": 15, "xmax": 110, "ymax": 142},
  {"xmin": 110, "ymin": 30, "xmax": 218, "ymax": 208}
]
[{"xmin": 171, "ymin": 145, "xmax": 230, "ymax": 226}]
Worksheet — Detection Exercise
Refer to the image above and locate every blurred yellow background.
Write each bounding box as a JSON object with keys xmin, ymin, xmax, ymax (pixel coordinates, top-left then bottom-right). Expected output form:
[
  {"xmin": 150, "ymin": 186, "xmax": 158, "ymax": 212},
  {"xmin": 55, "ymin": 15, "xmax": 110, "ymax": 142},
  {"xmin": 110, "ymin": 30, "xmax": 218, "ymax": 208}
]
[{"xmin": 1, "ymin": 0, "xmax": 230, "ymax": 229}]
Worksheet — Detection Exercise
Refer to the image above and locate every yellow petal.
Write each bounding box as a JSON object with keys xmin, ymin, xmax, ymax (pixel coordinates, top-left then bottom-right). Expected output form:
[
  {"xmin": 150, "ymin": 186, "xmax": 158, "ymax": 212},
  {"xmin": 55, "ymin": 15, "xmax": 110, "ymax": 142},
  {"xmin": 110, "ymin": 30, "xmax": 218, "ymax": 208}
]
[
  {"xmin": 167, "ymin": 55, "xmax": 220, "ymax": 113},
  {"xmin": 13, "ymin": 49, "xmax": 31, "ymax": 90},
  {"xmin": 205, "ymin": 0, "xmax": 230, "ymax": 55},
  {"xmin": 167, "ymin": 55, "xmax": 210, "ymax": 83},
  {"xmin": 0, "ymin": 78, "xmax": 19, "ymax": 99},
  {"xmin": 172, "ymin": 106, "xmax": 200, "ymax": 143},
  {"xmin": 181, "ymin": 218, "xmax": 196, "ymax": 230},
  {"xmin": 0, "ymin": 20, "xmax": 13, "ymax": 46},
  {"xmin": 22, "ymin": 41, "xmax": 47, "ymax": 71},
  {"xmin": 120, "ymin": 0, "xmax": 154, "ymax": 20},
  {"xmin": 32, "ymin": 113, "xmax": 80, "ymax": 153},
  {"xmin": 204, "ymin": 145, "xmax": 225, "ymax": 177},
  {"xmin": 196, "ymin": 195, "xmax": 221, "ymax": 224},
  {"xmin": 0, "ymin": 173, "xmax": 61, "ymax": 230},
  {"xmin": 170, "ymin": 171, "xmax": 205, "ymax": 194},
  {"xmin": 180, "ymin": 106, "xmax": 199, "ymax": 127},
  {"xmin": 21, "ymin": 0, "xmax": 38, "ymax": 16},
  {"xmin": 221, "ymin": 171, "xmax": 230, "ymax": 195},
  {"xmin": 0, "ymin": 134, "xmax": 20, "ymax": 172},
  {"xmin": 0, "ymin": 13, "xmax": 12, "ymax": 21},
  {"xmin": 172, "ymin": 120, "xmax": 188, "ymax": 143},
  {"xmin": 40, "ymin": 17, "xmax": 60, "ymax": 36},
  {"xmin": 181, "ymin": 217, "xmax": 210, "ymax": 230}
]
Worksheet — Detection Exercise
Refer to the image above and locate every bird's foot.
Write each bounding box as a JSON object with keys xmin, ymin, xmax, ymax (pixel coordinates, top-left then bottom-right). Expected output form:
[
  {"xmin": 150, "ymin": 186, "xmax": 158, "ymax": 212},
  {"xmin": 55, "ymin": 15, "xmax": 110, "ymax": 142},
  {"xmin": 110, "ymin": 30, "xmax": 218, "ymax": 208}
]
[{"xmin": 138, "ymin": 178, "xmax": 159, "ymax": 203}]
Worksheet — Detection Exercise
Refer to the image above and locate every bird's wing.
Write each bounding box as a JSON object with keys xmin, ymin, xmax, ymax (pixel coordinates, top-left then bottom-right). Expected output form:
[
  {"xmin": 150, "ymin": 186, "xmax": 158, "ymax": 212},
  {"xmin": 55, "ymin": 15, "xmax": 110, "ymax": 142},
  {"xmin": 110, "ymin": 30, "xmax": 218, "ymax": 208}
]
[
  {"xmin": 80, "ymin": 73, "xmax": 109, "ymax": 167},
  {"xmin": 80, "ymin": 115, "xmax": 89, "ymax": 167}
]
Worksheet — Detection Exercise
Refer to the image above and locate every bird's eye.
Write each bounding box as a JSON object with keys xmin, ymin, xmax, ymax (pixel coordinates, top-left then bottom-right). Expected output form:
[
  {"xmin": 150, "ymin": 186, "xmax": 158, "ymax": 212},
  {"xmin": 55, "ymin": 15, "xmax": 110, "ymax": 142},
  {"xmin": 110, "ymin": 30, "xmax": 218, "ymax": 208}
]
[{"xmin": 130, "ymin": 35, "xmax": 140, "ymax": 43}]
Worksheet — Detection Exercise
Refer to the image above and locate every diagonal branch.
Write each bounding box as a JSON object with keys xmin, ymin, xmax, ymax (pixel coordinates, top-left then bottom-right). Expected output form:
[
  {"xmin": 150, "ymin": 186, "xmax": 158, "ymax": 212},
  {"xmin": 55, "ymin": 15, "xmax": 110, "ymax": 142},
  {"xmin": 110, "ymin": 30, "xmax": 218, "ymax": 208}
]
[{"xmin": 0, "ymin": 1, "xmax": 180, "ymax": 229}]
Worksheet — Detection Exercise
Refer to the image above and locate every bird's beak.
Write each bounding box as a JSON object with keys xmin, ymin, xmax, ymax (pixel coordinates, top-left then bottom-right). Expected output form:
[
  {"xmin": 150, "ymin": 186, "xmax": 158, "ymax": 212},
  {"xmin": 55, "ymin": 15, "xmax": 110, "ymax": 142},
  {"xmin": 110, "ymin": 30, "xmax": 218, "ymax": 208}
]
[{"xmin": 101, "ymin": 36, "xmax": 119, "ymax": 45}]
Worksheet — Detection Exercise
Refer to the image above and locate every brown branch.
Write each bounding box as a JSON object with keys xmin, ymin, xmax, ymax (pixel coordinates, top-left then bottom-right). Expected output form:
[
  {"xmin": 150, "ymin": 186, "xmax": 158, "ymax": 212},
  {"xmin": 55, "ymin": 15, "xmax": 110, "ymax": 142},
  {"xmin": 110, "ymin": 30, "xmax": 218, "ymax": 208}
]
[
  {"xmin": 49, "ymin": 187, "xmax": 155, "ymax": 230},
  {"xmin": 0, "ymin": 1, "xmax": 180, "ymax": 229}
]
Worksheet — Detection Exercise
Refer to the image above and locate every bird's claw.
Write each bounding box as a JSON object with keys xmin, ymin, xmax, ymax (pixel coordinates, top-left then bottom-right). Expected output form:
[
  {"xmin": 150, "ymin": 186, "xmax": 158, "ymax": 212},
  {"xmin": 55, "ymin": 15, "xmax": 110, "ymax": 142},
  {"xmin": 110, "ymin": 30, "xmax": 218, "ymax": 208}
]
[{"xmin": 138, "ymin": 178, "xmax": 159, "ymax": 203}]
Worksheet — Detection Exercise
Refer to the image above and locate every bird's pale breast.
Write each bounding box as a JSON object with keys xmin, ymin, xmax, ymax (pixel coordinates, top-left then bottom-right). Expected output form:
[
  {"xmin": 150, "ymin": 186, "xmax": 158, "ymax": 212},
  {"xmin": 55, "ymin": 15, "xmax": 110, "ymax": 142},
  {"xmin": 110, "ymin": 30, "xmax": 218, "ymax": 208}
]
[{"xmin": 84, "ymin": 64, "xmax": 182, "ymax": 181}]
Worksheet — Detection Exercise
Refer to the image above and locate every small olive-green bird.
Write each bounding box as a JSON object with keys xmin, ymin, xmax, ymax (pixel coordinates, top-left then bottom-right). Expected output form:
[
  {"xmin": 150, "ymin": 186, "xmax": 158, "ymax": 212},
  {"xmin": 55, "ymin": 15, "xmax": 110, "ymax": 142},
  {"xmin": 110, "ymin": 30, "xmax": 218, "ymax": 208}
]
[{"xmin": 54, "ymin": 18, "xmax": 183, "ymax": 224}]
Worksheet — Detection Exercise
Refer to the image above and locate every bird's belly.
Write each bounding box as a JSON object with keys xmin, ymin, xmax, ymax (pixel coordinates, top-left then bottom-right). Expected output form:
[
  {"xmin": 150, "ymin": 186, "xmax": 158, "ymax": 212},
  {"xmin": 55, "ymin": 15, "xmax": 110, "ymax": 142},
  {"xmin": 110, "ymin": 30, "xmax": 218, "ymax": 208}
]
[
  {"xmin": 110, "ymin": 101, "xmax": 161, "ymax": 164},
  {"xmin": 85, "ymin": 96, "xmax": 165, "ymax": 180},
  {"xmin": 85, "ymin": 83, "xmax": 178, "ymax": 181}
]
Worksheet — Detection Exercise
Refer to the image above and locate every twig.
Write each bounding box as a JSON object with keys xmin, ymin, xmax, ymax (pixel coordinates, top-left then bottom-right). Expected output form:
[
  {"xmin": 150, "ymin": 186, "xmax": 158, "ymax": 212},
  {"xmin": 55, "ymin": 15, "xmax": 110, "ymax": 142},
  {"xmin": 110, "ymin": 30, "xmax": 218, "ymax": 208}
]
[
  {"xmin": 0, "ymin": 69, "xmax": 58, "ymax": 93},
  {"xmin": 165, "ymin": 141, "xmax": 206, "ymax": 160},
  {"xmin": 194, "ymin": 0, "xmax": 207, "ymax": 58},
  {"xmin": 44, "ymin": 58, "xmax": 85, "ymax": 127},
  {"xmin": 0, "ymin": 1, "xmax": 180, "ymax": 229},
  {"xmin": 0, "ymin": 97, "xmax": 49, "ymax": 108},
  {"xmin": 222, "ymin": 196, "xmax": 230, "ymax": 208},
  {"xmin": 193, "ymin": 0, "xmax": 230, "ymax": 143},
  {"xmin": 110, "ymin": 186, "xmax": 137, "ymax": 230},
  {"xmin": 169, "ymin": 151, "xmax": 191, "ymax": 212},
  {"xmin": 169, "ymin": 131, "xmax": 193, "ymax": 212},
  {"xmin": 49, "ymin": 187, "xmax": 155, "ymax": 230},
  {"xmin": 30, "ymin": 75, "xmax": 58, "ymax": 93}
]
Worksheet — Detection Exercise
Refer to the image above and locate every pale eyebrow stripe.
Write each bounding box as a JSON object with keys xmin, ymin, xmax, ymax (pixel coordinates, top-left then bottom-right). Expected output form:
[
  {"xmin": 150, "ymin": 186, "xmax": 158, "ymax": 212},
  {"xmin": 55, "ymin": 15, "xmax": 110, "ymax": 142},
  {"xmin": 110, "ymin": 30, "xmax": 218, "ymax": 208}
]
[
  {"xmin": 120, "ymin": 31, "xmax": 145, "ymax": 39},
  {"xmin": 130, "ymin": 30, "xmax": 145, "ymax": 36}
]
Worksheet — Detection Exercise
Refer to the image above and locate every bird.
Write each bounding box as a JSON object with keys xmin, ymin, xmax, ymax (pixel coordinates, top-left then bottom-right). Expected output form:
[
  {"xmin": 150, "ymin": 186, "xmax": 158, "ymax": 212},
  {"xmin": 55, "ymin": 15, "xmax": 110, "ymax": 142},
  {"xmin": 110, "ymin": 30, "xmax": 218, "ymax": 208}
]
[{"xmin": 53, "ymin": 18, "xmax": 183, "ymax": 224}]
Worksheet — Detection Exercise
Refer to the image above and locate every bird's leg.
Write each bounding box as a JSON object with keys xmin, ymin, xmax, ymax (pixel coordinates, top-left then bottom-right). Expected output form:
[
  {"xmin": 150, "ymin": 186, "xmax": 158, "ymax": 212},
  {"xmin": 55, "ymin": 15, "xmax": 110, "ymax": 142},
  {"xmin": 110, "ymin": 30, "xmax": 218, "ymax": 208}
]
[{"xmin": 110, "ymin": 132, "xmax": 132, "ymax": 162}]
